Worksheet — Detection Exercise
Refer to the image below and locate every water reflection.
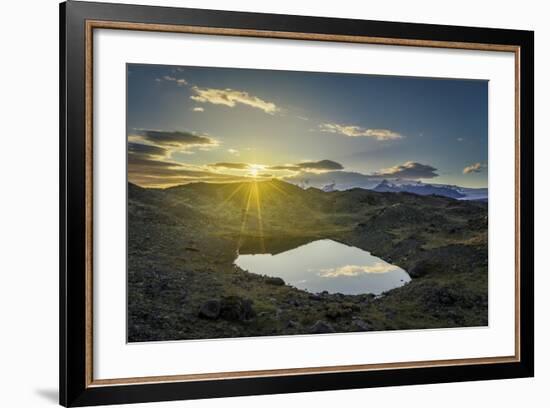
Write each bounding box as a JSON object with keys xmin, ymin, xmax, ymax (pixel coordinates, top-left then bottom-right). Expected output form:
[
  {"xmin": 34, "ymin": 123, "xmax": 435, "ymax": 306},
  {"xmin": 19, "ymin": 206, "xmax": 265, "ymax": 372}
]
[{"xmin": 235, "ymin": 239, "xmax": 411, "ymax": 295}]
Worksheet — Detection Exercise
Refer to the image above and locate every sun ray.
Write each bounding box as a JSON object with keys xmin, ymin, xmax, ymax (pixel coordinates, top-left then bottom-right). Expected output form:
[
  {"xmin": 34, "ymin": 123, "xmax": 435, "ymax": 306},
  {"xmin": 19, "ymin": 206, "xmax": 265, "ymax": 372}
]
[
  {"xmin": 253, "ymin": 181, "xmax": 266, "ymax": 253},
  {"xmin": 215, "ymin": 182, "xmax": 245, "ymax": 211},
  {"xmin": 237, "ymin": 183, "xmax": 254, "ymax": 248},
  {"xmin": 265, "ymin": 179, "xmax": 290, "ymax": 197}
]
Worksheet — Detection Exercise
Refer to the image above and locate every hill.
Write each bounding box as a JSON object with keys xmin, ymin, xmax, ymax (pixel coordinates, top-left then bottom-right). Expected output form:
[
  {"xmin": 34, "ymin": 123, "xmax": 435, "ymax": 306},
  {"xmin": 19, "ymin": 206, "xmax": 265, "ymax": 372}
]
[{"xmin": 128, "ymin": 179, "xmax": 488, "ymax": 341}]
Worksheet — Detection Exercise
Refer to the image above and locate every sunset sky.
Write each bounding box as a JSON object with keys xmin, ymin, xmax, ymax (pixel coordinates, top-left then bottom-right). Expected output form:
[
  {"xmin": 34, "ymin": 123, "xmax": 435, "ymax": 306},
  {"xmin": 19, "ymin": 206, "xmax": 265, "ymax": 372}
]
[{"xmin": 127, "ymin": 64, "xmax": 488, "ymax": 189}]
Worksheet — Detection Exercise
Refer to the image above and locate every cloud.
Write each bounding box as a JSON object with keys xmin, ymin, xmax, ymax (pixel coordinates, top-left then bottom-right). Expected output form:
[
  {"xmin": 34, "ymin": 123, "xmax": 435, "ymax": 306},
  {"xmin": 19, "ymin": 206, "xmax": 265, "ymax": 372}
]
[
  {"xmin": 319, "ymin": 123, "xmax": 403, "ymax": 140},
  {"xmin": 375, "ymin": 161, "xmax": 439, "ymax": 179},
  {"xmin": 190, "ymin": 86, "xmax": 279, "ymax": 114},
  {"xmin": 207, "ymin": 159, "xmax": 343, "ymax": 174},
  {"xmin": 126, "ymin": 132, "xmax": 250, "ymax": 188},
  {"xmin": 269, "ymin": 159, "xmax": 344, "ymax": 172},
  {"xmin": 457, "ymin": 137, "xmax": 464, "ymax": 142},
  {"xmin": 192, "ymin": 107, "xmax": 204, "ymax": 112},
  {"xmin": 297, "ymin": 160, "xmax": 344, "ymax": 171},
  {"xmin": 128, "ymin": 142, "xmax": 167, "ymax": 158},
  {"xmin": 319, "ymin": 263, "xmax": 399, "ymax": 278},
  {"xmin": 159, "ymin": 75, "xmax": 188, "ymax": 86},
  {"xmin": 128, "ymin": 155, "xmax": 248, "ymax": 188},
  {"xmin": 268, "ymin": 165, "xmax": 299, "ymax": 171},
  {"xmin": 285, "ymin": 170, "xmax": 382, "ymax": 190},
  {"xmin": 463, "ymin": 162, "xmax": 487, "ymax": 174},
  {"xmin": 129, "ymin": 129, "xmax": 218, "ymax": 151},
  {"xmin": 227, "ymin": 148, "xmax": 239, "ymax": 155},
  {"xmin": 208, "ymin": 162, "xmax": 250, "ymax": 170}
]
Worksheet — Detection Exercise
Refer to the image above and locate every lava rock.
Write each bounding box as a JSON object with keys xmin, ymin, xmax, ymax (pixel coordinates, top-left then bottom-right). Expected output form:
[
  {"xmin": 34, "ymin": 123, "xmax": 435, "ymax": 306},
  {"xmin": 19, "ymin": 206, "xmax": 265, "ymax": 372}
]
[
  {"xmin": 353, "ymin": 319, "xmax": 370, "ymax": 331},
  {"xmin": 288, "ymin": 298, "xmax": 302, "ymax": 307},
  {"xmin": 310, "ymin": 320, "xmax": 335, "ymax": 334},
  {"xmin": 265, "ymin": 277, "xmax": 285, "ymax": 286},
  {"xmin": 286, "ymin": 320, "xmax": 300, "ymax": 329},
  {"xmin": 220, "ymin": 296, "xmax": 256, "ymax": 321},
  {"xmin": 408, "ymin": 260, "xmax": 434, "ymax": 278},
  {"xmin": 198, "ymin": 300, "xmax": 221, "ymax": 319},
  {"xmin": 325, "ymin": 305, "xmax": 353, "ymax": 319}
]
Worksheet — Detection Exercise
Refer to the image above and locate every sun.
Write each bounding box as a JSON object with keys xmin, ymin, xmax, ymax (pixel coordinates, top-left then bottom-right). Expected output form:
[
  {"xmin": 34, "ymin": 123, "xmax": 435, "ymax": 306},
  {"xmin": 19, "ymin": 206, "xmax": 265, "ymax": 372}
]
[{"xmin": 248, "ymin": 164, "xmax": 264, "ymax": 178}]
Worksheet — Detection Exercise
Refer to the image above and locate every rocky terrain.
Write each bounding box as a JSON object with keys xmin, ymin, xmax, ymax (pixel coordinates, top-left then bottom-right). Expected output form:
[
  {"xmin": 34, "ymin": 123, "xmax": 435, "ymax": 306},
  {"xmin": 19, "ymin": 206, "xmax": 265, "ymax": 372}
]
[{"xmin": 127, "ymin": 179, "xmax": 488, "ymax": 342}]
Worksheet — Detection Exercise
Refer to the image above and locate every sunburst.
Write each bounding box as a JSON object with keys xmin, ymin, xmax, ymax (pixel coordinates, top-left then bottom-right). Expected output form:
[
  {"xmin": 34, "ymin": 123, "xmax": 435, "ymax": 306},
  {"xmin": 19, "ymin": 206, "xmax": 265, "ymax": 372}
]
[{"xmin": 236, "ymin": 180, "xmax": 267, "ymax": 252}]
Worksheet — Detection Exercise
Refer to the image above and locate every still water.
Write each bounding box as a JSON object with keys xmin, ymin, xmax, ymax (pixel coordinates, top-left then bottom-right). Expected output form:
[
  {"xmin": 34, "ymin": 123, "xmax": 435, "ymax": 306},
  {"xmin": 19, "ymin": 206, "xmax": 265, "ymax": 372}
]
[{"xmin": 234, "ymin": 239, "xmax": 411, "ymax": 295}]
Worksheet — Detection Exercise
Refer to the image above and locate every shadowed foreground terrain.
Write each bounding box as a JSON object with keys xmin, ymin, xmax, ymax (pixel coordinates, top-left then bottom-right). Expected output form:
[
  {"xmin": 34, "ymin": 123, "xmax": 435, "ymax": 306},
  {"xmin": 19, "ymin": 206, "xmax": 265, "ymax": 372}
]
[{"xmin": 128, "ymin": 179, "xmax": 488, "ymax": 342}]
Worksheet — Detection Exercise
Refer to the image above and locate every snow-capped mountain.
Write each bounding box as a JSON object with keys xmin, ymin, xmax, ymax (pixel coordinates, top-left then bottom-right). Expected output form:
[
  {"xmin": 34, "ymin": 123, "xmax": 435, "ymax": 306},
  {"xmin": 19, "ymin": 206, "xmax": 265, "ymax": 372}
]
[
  {"xmin": 286, "ymin": 171, "xmax": 382, "ymax": 191},
  {"xmin": 285, "ymin": 171, "xmax": 487, "ymax": 201},
  {"xmin": 373, "ymin": 179, "xmax": 467, "ymax": 199}
]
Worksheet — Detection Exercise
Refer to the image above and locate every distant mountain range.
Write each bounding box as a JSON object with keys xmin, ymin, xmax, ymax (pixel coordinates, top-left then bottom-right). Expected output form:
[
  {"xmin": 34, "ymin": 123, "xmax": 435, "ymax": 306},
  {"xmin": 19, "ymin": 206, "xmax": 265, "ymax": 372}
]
[{"xmin": 285, "ymin": 171, "xmax": 487, "ymax": 201}]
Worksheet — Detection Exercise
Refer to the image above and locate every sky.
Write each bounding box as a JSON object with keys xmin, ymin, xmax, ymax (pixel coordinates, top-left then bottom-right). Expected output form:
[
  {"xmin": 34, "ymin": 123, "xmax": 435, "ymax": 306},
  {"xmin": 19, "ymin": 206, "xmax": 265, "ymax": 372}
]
[{"xmin": 127, "ymin": 63, "xmax": 488, "ymax": 189}]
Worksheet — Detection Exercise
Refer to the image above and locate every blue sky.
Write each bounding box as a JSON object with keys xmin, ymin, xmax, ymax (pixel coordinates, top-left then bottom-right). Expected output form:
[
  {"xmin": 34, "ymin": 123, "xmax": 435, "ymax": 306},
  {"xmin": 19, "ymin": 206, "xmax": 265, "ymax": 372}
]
[{"xmin": 127, "ymin": 63, "xmax": 488, "ymax": 188}]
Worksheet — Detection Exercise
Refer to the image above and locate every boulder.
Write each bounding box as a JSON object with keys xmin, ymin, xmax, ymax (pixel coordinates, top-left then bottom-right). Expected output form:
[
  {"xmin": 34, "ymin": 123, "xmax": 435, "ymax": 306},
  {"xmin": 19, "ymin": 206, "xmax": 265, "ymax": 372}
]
[
  {"xmin": 310, "ymin": 320, "xmax": 335, "ymax": 334},
  {"xmin": 265, "ymin": 276, "xmax": 285, "ymax": 286},
  {"xmin": 408, "ymin": 260, "xmax": 434, "ymax": 278},
  {"xmin": 288, "ymin": 298, "xmax": 302, "ymax": 307},
  {"xmin": 325, "ymin": 305, "xmax": 353, "ymax": 319},
  {"xmin": 198, "ymin": 300, "xmax": 221, "ymax": 319},
  {"xmin": 220, "ymin": 296, "xmax": 256, "ymax": 321},
  {"xmin": 353, "ymin": 319, "xmax": 370, "ymax": 331},
  {"xmin": 286, "ymin": 320, "xmax": 300, "ymax": 329}
]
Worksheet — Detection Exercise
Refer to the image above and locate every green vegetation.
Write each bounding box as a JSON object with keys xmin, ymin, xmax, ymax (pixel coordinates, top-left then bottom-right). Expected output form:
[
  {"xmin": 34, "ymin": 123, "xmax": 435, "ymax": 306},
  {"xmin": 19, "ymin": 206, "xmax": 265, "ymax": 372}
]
[{"xmin": 128, "ymin": 179, "xmax": 488, "ymax": 342}]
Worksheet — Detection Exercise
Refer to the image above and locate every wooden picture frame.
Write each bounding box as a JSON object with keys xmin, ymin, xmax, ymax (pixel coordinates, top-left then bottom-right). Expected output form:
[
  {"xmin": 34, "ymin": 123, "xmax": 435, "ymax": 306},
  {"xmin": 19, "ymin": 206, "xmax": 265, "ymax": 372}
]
[{"xmin": 60, "ymin": 1, "xmax": 534, "ymax": 406}]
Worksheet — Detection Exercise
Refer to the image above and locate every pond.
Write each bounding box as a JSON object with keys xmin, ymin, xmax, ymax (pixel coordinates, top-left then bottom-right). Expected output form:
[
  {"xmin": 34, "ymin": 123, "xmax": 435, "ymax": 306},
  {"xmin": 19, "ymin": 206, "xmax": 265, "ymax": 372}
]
[{"xmin": 234, "ymin": 239, "xmax": 411, "ymax": 295}]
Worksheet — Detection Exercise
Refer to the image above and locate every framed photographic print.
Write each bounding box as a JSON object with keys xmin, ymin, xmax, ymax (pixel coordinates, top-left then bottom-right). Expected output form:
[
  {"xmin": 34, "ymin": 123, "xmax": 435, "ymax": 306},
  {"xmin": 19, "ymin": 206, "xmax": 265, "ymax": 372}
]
[{"xmin": 59, "ymin": 1, "xmax": 534, "ymax": 406}]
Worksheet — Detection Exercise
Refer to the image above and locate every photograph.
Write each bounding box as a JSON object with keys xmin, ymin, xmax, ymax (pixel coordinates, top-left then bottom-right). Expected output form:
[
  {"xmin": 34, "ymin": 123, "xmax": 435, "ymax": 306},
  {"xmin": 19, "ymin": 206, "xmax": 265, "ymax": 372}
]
[{"xmin": 127, "ymin": 64, "xmax": 489, "ymax": 342}]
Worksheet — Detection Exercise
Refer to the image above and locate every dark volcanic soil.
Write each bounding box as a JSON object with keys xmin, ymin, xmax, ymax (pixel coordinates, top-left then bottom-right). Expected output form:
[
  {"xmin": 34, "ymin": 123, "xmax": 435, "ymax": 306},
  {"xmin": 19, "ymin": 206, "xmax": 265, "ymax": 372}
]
[{"xmin": 127, "ymin": 180, "xmax": 488, "ymax": 342}]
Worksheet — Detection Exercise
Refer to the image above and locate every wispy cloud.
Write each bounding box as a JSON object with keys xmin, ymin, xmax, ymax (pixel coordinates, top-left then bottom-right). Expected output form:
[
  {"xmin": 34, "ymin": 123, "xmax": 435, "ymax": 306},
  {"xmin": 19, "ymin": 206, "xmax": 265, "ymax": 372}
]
[
  {"xmin": 208, "ymin": 162, "xmax": 250, "ymax": 170},
  {"xmin": 129, "ymin": 129, "xmax": 218, "ymax": 152},
  {"xmin": 128, "ymin": 157, "xmax": 244, "ymax": 188},
  {"xmin": 269, "ymin": 159, "xmax": 344, "ymax": 172},
  {"xmin": 227, "ymin": 148, "xmax": 240, "ymax": 155},
  {"xmin": 127, "ymin": 136, "xmax": 249, "ymax": 188},
  {"xmin": 158, "ymin": 75, "xmax": 188, "ymax": 86},
  {"xmin": 375, "ymin": 161, "xmax": 438, "ymax": 179},
  {"xmin": 128, "ymin": 142, "xmax": 167, "ymax": 159},
  {"xmin": 192, "ymin": 107, "xmax": 204, "ymax": 112},
  {"xmin": 190, "ymin": 86, "xmax": 279, "ymax": 114},
  {"xmin": 204, "ymin": 159, "xmax": 344, "ymax": 174},
  {"xmin": 463, "ymin": 162, "xmax": 487, "ymax": 174},
  {"xmin": 319, "ymin": 123, "xmax": 402, "ymax": 140},
  {"xmin": 319, "ymin": 263, "xmax": 399, "ymax": 278}
]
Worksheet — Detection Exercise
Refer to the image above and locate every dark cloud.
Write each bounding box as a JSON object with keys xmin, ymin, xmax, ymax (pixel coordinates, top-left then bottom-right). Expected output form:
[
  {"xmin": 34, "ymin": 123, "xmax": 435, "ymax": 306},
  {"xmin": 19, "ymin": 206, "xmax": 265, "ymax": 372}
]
[
  {"xmin": 128, "ymin": 156, "xmax": 244, "ymax": 187},
  {"xmin": 133, "ymin": 129, "xmax": 216, "ymax": 148},
  {"xmin": 269, "ymin": 159, "xmax": 344, "ymax": 172},
  {"xmin": 128, "ymin": 155, "xmax": 179, "ymax": 169},
  {"xmin": 268, "ymin": 165, "xmax": 299, "ymax": 171},
  {"xmin": 375, "ymin": 161, "xmax": 439, "ymax": 179},
  {"xmin": 208, "ymin": 162, "xmax": 251, "ymax": 170},
  {"xmin": 128, "ymin": 142, "xmax": 167, "ymax": 158},
  {"xmin": 298, "ymin": 160, "xmax": 344, "ymax": 171}
]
